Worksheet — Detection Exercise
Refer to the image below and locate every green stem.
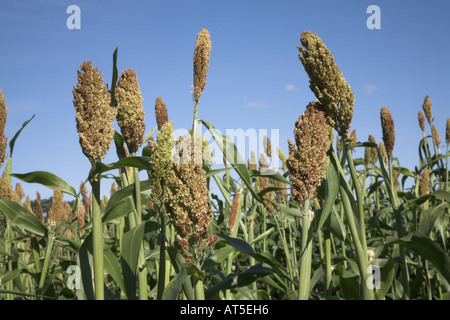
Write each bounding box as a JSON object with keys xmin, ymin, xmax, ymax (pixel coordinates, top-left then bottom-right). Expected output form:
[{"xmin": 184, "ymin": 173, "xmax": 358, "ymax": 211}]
[
  {"xmin": 345, "ymin": 147, "xmax": 368, "ymax": 255},
  {"xmin": 157, "ymin": 204, "xmax": 166, "ymax": 300},
  {"xmin": 324, "ymin": 229, "xmax": 332, "ymax": 297},
  {"xmin": 38, "ymin": 231, "xmax": 54, "ymax": 292},
  {"xmin": 192, "ymin": 101, "xmax": 199, "ymax": 142},
  {"xmin": 388, "ymin": 155, "xmax": 411, "ymax": 299},
  {"xmin": 91, "ymin": 178, "xmax": 104, "ymax": 300},
  {"xmin": 298, "ymin": 200, "xmax": 312, "ymax": 300},
  {"xmin": 6, "ymin": 222, "xmax": 13, "ymax": 300},
  {"xmin": 340, "ymin": 185, "xmax": 373, "ymax": 300},
  {"xmin": 133, "ymin": 167, "xmax": 148, "ymax": 300},
  {"xmin": 31, "ymin": 237, "xmax": 41, "ymax": 273},
  {"xmin": 274, "ymin": 213, "xmax": 294, "ymax": 284},
  {"xmin": 194, "ymin": 278, "xmax": 205, "ymax": 300}
]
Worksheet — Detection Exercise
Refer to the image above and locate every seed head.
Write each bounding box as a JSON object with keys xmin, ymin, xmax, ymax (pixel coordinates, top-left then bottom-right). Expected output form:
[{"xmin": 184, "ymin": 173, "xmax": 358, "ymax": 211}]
[
  {"xmin": 0, "ymin": 176, "xmax": 13, "ymax": 201},
  {"xmin": 0, "ymin": 89, "xmax": 8, "ymax": 166},
  {"xmin": 418, "ymin": 110, "xmax": 426, "ymax": 132},
  {"xmin": 115, "ymin": 69, "xmax": 145, "ymax": 154},
  {"xmin": 149, "ymin": 122, "xmax": 174, "ymax": 198},
  {"xmin": 258, "ymin": 153, "xmax": 275, "ymax": 212},
  {"xmin": 229, "ymin": 189, "xmax": 242, "ymax": 234},
  {"xmin": 298, "ymin": 31, "xmax": 354, "ymax": 140},
  {"xmin": 110, "ymin": 182, "xmax": 118, "ymax": 196},
  {"xmin": 380, "ymin": 107, "xmax": 395, "ymax": 157},
  {"xmin": 48, "ymin": 188, "xmax": 63, "ymax": 229},
  {"xmin": 32, "ymin": 191, "xmax": 44, "ymax": 223},
  {"xmin": 24, "ymin": 196, "xmax": 32, "ymax": 212},
  {"xmin": 248, "ymin": 151, "xmax": 257, "ymax": 171},
  {"xmin": 286, "ymin": 101, "xmax": 331, "ymax": 203},
  {"xmin": 277, "ymin": 147, "xmax": 287, "ymax": 172},
  {"xmin": 431, "ymin": 124, "xmax": 441, "ymax": 149},
  {"xmin": 419, "ymin": 168, "xmax": 429, "ymax": 197},
  {"xmin": 422, "ymin": 95, "xmax": 432, "ymax": 124},
  {"xmin": 155, "ymin": 97, "xmax": 169, "ymax": 130},
  {"xmin": 364, "ymin": 135, "xmax": 378, "ymax": 166},
  {"xmin": 73, "ymin": 61, "xmax": 116, "ymax": 165},
  {"xmin": 164, "ymin": 135, "xmax": 213, "ymax": 263},
  {"xmin": 263, "ymin": 135, "xmax": 272, "ymax": 158},
  {"xmin": 15, "ymin": 183, "xmax": 24, "ymax": 201},
  {"xmin": 193, "ymin": 28, "xmax": 211, "ymax": 102}
]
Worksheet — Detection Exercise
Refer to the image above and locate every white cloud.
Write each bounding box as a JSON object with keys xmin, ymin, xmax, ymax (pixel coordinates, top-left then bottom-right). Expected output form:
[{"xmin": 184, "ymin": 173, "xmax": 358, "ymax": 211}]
[
  {"xmin": 246, "ymin": 101, "xmax": 273, "ymax": 109},
  {"xmin": 364, "ymin": 84, "xmax": 379, "ymax": 95},
  {"xmin": 285, "ymin": 84, "xmax": 299, "ymax": 91}
]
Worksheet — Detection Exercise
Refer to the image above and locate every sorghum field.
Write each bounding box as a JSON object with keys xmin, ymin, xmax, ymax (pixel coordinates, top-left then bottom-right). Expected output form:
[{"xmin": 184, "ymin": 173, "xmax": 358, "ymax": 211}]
[{"xmin": 0, "ymin": 29, "xmax": 449, "ymax": 301}]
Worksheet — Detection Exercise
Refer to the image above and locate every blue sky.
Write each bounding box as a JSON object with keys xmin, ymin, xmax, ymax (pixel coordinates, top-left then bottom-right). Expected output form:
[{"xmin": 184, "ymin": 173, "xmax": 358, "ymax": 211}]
[{"xmin": 1, "ymin": 0, "xmax": 449, "ymax": 200}]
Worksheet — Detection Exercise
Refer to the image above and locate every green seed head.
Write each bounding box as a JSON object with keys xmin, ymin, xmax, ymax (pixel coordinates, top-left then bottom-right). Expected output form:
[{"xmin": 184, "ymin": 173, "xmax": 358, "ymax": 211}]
[
  {"xmin": 193, "ymin": 28, "xmax": 211, "ymax": 102},
  {"xmin": 115, "ymin": 69, "xmax": 145, "ymax": 154},
  {"xmin": 286, "ymin": 101, "xmax": 332, "ymax": 203},
  {"xmin": 277, "ymin": 147, "xmax": 287, "ymax": 172},
  {"xmin": 149, "ymin": 122, "xmax": 175, "ymax": 198},
  {"xmin": 73, "ymin": 61, "xmax": 116, "ymax": 165},
  {"xmin": 298, "ymin": 31, "xmax": 354, "ymax": 140},
  {"xmin": 164, "ymin": 135, "xmax": 213, "ymax": 263},
  {"xmin": 380, "ymin": 106, "xmax": 395, "ymax": 157}
]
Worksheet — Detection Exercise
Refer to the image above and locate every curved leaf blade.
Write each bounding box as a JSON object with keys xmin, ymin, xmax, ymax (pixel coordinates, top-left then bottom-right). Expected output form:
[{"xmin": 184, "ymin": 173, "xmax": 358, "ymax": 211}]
[
  {"xmin": 11, "ymin": 171, "xmax": 77, "ymax": 198},
  {"xmin": 386, "ymin": 231, "xmax": 450, "ymax": 284},
  {"xmin": 0, "ymin": 199, "xmax": 47, "ymax": 237},
  {"xmin": 9, "ymin": 114, "xmax": 35, "ymax": 157},
  {"xmin": 87, "ymin": 156, "xmax": 151, "ymax": 182}
]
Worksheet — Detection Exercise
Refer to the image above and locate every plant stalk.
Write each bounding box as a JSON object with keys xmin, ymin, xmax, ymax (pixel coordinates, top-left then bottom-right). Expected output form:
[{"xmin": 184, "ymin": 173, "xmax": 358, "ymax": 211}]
[{"xmin": 91, "ymin": 178, "xmax": 104, "ymax": 300}]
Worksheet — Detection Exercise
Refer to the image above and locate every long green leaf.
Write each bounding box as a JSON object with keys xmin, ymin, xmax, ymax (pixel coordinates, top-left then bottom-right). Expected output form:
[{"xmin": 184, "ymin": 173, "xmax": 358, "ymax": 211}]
[
  {"xmin": 163, "ymin": 266, "xmax": 186, "ymax": 300},
  {"xmin": 9, "ymin": 114, "xmax": 35, "ymax": 157},
  {"xmin": 77, "ymin": 233, "xmax": 95, "ymax": 300},
  {"xmin": 11, "ymin": 171, "xmax": 77, "ymax": 198},
  {"xmin": 318, "ymin": 149, "xmax": 340, "ymax": 230},
  {"xmin": 385, "ymin": 231, "xmax": 450, "ymax": 284},
  {"xmin": 419, "ymin": 202, "xmax": 449, "ymax": 236},
  {"xmin": 121, "ymin": 221, "xmax": 155, "ymax": 299},
  {"xmin": 102, "ymin": 180, "xmax": 152, "ymax": 224},
  {"xmin": 200, "ymin": 119, "xmax": 260, "ymax": 201},
  {"xmin": 0, "ymin": 199, "xmax": 47, "ymax": 237},
  {"xmin": 204, "ymin": 264, "xmax": 277, "ymax": 299},
  {"xmin": 104, "ymin": 249, "xmax": 126, "ymax": 294},
  {"xmin": 87, "ymin": 156, "xmax": 151, "ymax": 182},
  {"xmin": 110, "ymin": 46, "xmax": 118, "ymax": 108}
]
